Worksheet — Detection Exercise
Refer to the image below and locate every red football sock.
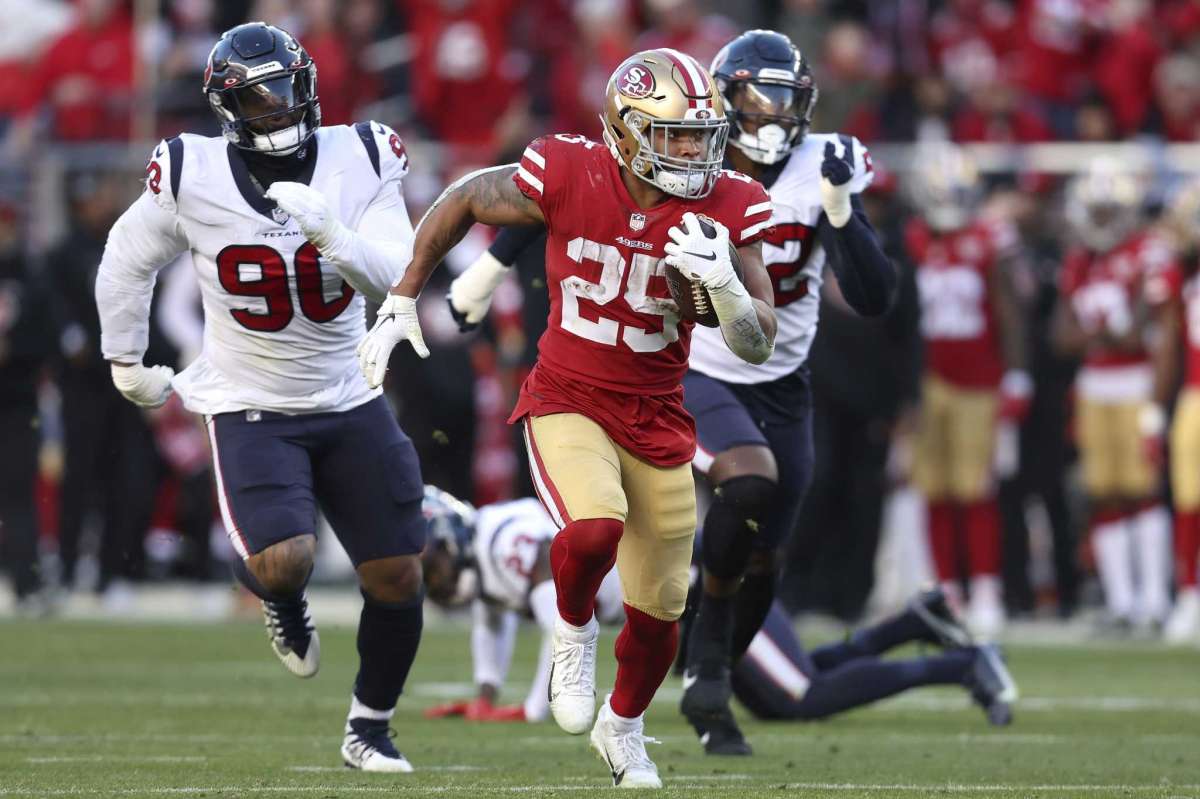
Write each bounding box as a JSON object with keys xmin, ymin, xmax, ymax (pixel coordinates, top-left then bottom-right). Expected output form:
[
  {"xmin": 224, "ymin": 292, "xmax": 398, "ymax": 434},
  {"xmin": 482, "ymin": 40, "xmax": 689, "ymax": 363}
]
[
  {"xmin": 549, "ymin": 517, "xmax": 623, "ymax": 627},
  {"xmin": 611, "ymin": 604, "xmax": 678, "ymax": 719},
  {"xmin": 964, "ymin": 499, "xmax": 1001, "ymax": 577},
  {"xmin": 1175, "ymin": 511, "xmax": 1200, "ymax": 588},
  {"xmin": 927, "ymin": 501, "xmax": 959, "ymax": 583}
]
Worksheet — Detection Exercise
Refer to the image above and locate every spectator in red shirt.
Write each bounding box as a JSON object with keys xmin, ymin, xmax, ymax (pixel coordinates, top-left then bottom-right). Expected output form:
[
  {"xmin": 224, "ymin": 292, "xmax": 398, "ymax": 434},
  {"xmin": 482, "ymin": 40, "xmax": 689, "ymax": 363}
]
[
  {"xmin": 634, "ymin": 0, "xmax": 738, "ymax": 70},
  {"xmin": 400, "ymin": 0, "xmax": 526, "ymax": 157},
  {"xmin": 953, "ymin": 73, "xmax": 1054, "ymax": 143},
  {"xmin": 1146, "ymin": 53, "xmax": 1200, "ymax": 142},
  {"xmin": 298, "ymin": 0, "xmax": 353, "ymax": 125},
  {"xmin": 23, "ymin": 0, "xmax": 135, "ymax": 142},
  {"xmin": 1011, "ymin": 0, "xmax": 1105, "ymax": 136},
  {"xmin": 1091, "ymin": 1, "xmax": 1163, "ymax": 137}
]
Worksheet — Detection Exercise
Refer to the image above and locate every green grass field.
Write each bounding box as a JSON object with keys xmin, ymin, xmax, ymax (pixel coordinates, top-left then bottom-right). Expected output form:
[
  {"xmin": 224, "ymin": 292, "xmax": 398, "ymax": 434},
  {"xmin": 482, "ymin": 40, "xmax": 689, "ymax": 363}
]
[{"xmin": 1, "ymin": 618, "xmax": 1197, "ymax": 798}]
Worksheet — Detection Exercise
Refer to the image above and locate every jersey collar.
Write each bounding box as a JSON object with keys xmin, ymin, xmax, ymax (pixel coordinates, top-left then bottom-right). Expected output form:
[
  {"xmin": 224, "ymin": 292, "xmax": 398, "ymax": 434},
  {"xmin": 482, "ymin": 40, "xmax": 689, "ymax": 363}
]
[{"xmin": 227, "ymin": 138, "xmax": 319, "ymax": 222}]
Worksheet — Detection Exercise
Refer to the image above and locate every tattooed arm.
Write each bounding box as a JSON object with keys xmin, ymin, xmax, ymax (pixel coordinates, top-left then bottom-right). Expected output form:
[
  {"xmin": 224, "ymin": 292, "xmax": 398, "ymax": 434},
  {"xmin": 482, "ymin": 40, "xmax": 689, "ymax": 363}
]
[{"xmin": 391, "ymin": 165, "xmax": 544, "ymax": 299}]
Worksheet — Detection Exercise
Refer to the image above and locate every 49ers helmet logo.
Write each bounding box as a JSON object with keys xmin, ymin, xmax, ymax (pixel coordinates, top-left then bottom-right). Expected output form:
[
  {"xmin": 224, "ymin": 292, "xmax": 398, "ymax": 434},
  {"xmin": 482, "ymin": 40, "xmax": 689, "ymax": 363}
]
[{"xmin": 617, "ymin": 64, "xmax": 656, "ymax": 99}]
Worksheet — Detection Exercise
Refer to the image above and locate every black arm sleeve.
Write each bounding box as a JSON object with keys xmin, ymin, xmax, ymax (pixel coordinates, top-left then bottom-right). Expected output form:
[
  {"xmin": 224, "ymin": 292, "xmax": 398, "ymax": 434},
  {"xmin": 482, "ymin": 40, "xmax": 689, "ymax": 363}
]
[
  {"xmin": 817, "ymin": 194, "xmax": 897, "ymax": 317},
  {"xmin": 488, "ymin": 224, "xmax": 546, "ymax": 266}
]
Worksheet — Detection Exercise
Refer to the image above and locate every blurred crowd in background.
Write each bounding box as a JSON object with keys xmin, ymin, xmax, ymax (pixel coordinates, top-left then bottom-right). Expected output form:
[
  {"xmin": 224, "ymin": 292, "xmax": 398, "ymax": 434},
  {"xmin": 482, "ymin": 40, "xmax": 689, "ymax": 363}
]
[{"xmin": 3, "ymin": 0, "xmax": 1200, "ymax": 643}]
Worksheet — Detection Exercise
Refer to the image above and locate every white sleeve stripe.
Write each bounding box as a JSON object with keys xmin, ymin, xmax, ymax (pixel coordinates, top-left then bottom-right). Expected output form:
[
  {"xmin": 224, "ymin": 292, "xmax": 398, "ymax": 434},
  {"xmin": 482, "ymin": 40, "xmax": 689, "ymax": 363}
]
[
  {"xmin": 744, "ymin": 202, "xmax": 772, "ymax": 217},
  {"xmin": 522, "ymin": 147, "xmax": 546, "ymax": 169},
  {"xmin": 740, "ymin": 220, "xmax": 771, "ymax": 240},
  {"xmin": 516, "ymin": 166, "xmax": 544, "ymax": 195}
]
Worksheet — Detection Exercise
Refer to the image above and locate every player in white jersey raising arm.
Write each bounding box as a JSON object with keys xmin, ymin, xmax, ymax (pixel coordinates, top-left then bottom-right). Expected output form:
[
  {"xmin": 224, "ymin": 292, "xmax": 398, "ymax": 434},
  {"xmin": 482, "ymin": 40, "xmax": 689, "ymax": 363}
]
[
  {"xmin": 417, "ymin": 487, "xmax": 625, "ymax": 723},
  {"xmin": 95, "ymin": 22, "xmax": 429, "ymax": 772},
  {"xmin": 674, "ymin": 29, "xmax": 895, "ymax": 755}
]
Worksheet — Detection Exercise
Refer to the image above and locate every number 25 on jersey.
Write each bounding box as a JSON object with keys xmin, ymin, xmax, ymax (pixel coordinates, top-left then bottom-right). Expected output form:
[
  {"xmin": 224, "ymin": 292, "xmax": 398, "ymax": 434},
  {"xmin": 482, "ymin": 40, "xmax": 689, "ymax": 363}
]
[{"xmin": 561, "ymin": 236, "xmax": 679, "ymax": 353}]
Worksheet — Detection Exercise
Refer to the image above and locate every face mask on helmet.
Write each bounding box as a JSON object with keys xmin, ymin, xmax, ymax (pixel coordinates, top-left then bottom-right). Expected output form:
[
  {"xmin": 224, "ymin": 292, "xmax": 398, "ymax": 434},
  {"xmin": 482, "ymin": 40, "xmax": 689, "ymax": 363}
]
[
  {"xmin": 726, "ymin": 80, "xmax": 816, "ymax": 164},
  {"xmin": 908, "ymin": 145, "xmax": 982, "ymax": 232},
  {"xmin": 621, "ymin": 109, "xmax": 729, "ymax": 199},
  {"xmin": 210, "ymin": 71, "xmax": 317, "ymax": 156},
  {"xmin": 1066, "ymin": 171, "xmax": 1142, "ymax": 253}
]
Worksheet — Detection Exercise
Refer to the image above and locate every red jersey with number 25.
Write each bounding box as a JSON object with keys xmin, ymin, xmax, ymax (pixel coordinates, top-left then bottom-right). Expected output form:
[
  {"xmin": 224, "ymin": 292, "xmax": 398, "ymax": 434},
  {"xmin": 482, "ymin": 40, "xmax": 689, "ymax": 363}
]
[{"xmin": 508, "ymin": 134, "xmax": 774, "ymax": 465}]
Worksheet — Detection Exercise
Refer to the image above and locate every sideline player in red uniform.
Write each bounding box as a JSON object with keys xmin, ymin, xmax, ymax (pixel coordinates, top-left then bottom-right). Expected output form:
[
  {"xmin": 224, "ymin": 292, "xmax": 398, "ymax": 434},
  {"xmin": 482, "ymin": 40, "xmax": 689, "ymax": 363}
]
[
  {"xmin": 1053, "ymin": 163, "xmax": 1174, "ymax": 634},
  {"xmin": 357, "ymin": 49, "xmax": 778, "ymax": 788},
  {"xmin": 905, "ymin": 143, "xmax": 1029, "ymax": 638},
  {"xmin": 1150, "ymin": 180, "xmax": 1200, "ymax": 643}
]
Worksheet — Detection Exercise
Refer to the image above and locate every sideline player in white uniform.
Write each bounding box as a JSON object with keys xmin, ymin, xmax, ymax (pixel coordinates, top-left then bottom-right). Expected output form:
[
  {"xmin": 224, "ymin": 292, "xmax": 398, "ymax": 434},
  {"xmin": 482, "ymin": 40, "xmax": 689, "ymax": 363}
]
[
  {"xmin": 418, "ymin": 487, "xmax": 624, "ymax": 723},
  {"xmin": 95, "ymin": 22, "xmax": 429, "ymax": 772}
]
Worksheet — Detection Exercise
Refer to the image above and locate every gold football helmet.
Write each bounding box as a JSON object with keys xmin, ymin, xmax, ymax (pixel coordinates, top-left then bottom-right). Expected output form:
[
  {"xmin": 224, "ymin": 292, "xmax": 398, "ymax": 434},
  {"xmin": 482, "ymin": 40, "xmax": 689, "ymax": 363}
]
[
  {"xmin": 1065, "ymin": 159, "xmax": 1144, "ymax": 253},
  {"xmin": 600, "ymin": 49, "xmax": 729, "ymax": 199},
  {"xmin": 905, "ymin": 141, "xmax": 982, "ymax": 232}
]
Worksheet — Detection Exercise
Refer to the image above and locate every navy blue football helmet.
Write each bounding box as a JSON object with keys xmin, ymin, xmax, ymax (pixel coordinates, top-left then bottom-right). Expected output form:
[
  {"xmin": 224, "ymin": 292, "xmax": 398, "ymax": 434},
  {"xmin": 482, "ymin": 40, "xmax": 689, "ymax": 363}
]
[
  {"xmin": 421, "ymin": 486, "xmax": 478, "ymax": 605},
  {"xmin": 203, "ymin": 22, "xmax": 320, "ymax": 155},
  {"xmin": 710, "ymin": 30, "xmax": 818, "ymax": 165}
]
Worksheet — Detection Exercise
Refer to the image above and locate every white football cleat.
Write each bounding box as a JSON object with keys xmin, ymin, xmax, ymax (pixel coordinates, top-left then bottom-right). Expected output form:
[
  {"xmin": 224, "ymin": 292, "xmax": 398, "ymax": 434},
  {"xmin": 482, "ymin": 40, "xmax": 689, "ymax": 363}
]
[
  {"xmin": 1164, "ymin": 587, "xmax": 1200, "ymax": 644},
  {"xmin": 548, "ymin": 615, "xmax": 598, "ymax": 734},
  {"xmin": 342, "ymin": 718, "xmax": 414, "ymax": 773},
  {"xmin": 262, "ymin": 597, "xmax": 320, "ymax": 678},
  {"xmin": 589, "ymin": 696, "xmax": 662, "ymax": 789}
]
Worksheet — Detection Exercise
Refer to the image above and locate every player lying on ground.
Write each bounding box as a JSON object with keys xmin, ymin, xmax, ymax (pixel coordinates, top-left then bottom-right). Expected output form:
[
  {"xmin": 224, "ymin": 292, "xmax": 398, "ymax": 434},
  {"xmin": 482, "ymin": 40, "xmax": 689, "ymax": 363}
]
[
  {"xmin": 418, "ymin": 487, "xmax": 624, "ymax": 722},
  {"xmin": 352, "ymin": 47, "xmax": 778, "ymax": 790},
  {"xmin": 678, "ymin": 583, "xmax": 1018, "ymax": 726},
  {"xmin": 97, "ymin": 22, "xmax": 426, "ymax": 772}
]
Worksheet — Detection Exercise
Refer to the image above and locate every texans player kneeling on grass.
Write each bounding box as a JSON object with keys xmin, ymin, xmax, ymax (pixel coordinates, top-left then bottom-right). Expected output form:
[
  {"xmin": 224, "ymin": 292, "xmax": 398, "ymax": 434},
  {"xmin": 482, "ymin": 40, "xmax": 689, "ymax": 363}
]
[
  {"xmin": 96, "ymin": 22, "xmax": 429, "ymax": 773},
  {"xmin": 419, "ymin": 487, "xmax": 626, "ymax": 723}
]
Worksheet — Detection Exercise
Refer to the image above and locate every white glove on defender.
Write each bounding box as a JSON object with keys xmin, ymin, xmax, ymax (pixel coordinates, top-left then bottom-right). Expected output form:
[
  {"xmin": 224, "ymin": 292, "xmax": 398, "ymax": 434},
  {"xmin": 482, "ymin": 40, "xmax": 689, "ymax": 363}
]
[
  {"xmin": 448, "ymin": 251, "xmax": 512, "ymax": 329},
  {"xmin": 111, "ymin": 362, "xmax": 174, "ymax": 408},
  {"xmin": 265, "ymin": 182, "xmax": 351, "ymax": 257},
  {"xmin": 663, "ymin": 212, "xmax": 736, "ymax": 290},
  {"xmin": 357, "ymin": 294, "xmax": 429, "ymax": 389}
]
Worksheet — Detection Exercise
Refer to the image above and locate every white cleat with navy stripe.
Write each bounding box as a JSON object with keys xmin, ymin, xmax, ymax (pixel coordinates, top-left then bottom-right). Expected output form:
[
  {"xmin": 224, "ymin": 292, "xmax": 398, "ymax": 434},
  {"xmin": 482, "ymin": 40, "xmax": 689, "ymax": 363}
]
[
  {"xmin": 342, "ymin": 718, "xmax": 414, "ymax": 773},
  {"xmin": 262, "ymin": 596, "xmax": 320, "ymax": 678}
]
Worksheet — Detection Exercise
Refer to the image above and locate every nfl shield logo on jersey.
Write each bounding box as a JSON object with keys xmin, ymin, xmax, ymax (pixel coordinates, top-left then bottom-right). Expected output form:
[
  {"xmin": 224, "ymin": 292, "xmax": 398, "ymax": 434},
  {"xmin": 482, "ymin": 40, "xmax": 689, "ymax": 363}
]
[
  {"xmin": 271, "ymin": 206, "xmax": 289, "ymax": 224},
  {"xmin": 629, "ymin": 213, "xmax": 646, "ymax": 231}
]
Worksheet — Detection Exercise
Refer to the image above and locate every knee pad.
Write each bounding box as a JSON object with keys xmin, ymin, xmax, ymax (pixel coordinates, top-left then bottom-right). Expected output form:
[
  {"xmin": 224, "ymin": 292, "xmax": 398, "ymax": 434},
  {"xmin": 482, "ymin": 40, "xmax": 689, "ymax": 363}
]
[{"xmin": 702, "ymin": 475, "xmax": 776, "ymax": 579}]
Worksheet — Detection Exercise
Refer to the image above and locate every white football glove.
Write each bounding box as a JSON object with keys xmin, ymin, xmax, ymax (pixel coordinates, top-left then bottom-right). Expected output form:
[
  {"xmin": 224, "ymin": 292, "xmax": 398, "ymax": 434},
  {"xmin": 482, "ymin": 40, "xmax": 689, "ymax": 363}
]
[
  {"xmin": 264, "ymin": 181, "xmax": 350, "ymax": 256},
  {"xmin": 110, "ymin": 362, "xmax": 175, "ymax": 408},
  {"xmin": 447, "ymin": 251, "xmax": 512, "ymax": 332},
  {"xmin": 663, "ymin": 212, "xmax": 736, "ymax": 290},
  {"xmin": 357, "ymin": 294, "xmax": 430, "ymax": 389}
]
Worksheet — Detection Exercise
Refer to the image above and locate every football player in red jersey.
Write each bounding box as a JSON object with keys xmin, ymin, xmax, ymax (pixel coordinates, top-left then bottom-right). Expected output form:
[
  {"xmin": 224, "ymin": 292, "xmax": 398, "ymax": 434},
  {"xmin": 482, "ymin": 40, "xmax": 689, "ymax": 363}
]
[
  {"xmin": 905, "ymin": 143, "xmax": 1030, "ymax": 639},
  {"xmin": 358, "ymin": 49, "xmax": 778, "ymax": 788},
  {"xmin": 1149, "ymin": 180, "xmax": 1200, "ymax": 643},
  {"xmin": 1053, "ymin": 162, "xmax": 1174, "ymax": 635}
]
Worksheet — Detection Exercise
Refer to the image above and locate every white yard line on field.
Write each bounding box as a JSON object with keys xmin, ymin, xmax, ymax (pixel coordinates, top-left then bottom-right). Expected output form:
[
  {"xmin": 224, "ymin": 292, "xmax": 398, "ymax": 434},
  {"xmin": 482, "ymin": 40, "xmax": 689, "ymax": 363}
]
[
  {"xmin": 25, "ymin": 756, "xmax": 206, "ymax": 764},
  {"xmin": 5, "ymin": 688, "xmax": 1198, "ymax": 714},
  {"xmin": 2, "ymin": 783, "xmax": 1200, "ymax": 796}
]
